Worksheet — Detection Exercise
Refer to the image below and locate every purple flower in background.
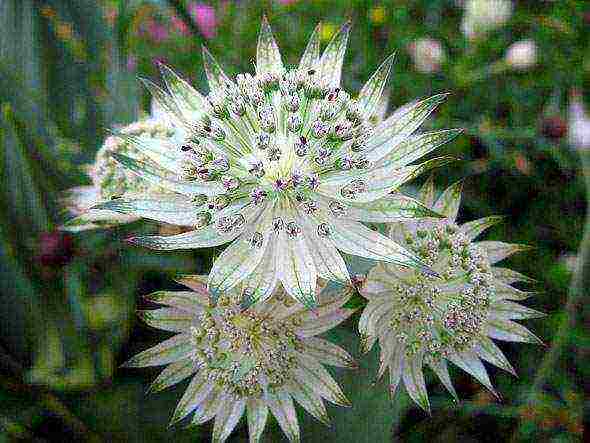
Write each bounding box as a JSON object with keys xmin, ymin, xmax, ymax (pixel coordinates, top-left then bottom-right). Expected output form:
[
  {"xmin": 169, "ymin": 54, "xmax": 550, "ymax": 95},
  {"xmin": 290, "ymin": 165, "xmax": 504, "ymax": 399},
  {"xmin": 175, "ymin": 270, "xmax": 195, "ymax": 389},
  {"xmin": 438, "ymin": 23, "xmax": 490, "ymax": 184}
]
[
  {"xmin": 126, "ymin": 55, "xmax": 137, "ymax": 71},
  {"xmin": 171, "ymin": 16, "xmax": 190, "ymax": 36},
  {"xmin": 147, "ymin": 20, "xmax": 169, "ymax": 42},
  {"xmin": 188, "ymin": 2, "xmax": 217, "ymax": 39}
]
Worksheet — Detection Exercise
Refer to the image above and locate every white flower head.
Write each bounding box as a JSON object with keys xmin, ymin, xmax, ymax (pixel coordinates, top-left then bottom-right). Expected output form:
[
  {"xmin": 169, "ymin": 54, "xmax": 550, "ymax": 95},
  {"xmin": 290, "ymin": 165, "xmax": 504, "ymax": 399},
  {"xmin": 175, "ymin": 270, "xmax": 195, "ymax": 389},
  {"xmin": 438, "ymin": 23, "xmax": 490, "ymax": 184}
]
[
  {"xmin": 124, "ymin": 277, "xmax": 357, "ymax": 442},
  {"xmin": 61, "ymin": 113, "xmax": 178, "ymax": 231},
  {"xmin": 92, "ymin": 18, "xmax": 461, "ymax": 307},
  {"xmin": 568, "ymin": 89, "xmax": 590, "ymax": 150},
  {"xmin": 358, "ymin": 178, "xmax": 543, "ymax": 412},
  {"xmin": 408, "ymin": 38, "xmax": 446, "ymax": 74},
  {"xmin": 461, "ymin": 0, "xmax": 513, "ymax": 40},
  {"xmin": 504, "ymin": 39, "xmax": 538, "ymax": 70}
]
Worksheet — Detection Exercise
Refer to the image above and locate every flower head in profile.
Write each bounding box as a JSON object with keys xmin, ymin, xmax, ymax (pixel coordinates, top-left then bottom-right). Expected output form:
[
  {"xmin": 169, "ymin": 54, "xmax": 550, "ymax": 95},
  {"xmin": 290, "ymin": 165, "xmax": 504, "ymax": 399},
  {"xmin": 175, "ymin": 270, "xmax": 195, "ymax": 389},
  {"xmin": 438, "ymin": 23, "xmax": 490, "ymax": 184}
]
[
  {"xmin": 123, "ymin": 278, "xmax": 356, "ymax": 442},
  {"xmin": 93, "ymin": 18, "xmax": 461, "ymax": 306},
  {"xmin": 61, "ymin": 110, "xmax": 177, "ymax": 231},
  {"xmin": 358, "ymin": 178, "xmax": 543, "ymax": 411}
]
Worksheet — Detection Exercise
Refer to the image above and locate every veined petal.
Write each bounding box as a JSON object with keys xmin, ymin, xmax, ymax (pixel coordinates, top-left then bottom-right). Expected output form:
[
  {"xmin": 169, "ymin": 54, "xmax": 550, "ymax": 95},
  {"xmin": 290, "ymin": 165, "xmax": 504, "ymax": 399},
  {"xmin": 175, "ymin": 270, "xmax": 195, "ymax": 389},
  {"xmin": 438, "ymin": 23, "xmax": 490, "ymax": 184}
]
[
  {"xmin": 159, "ymin": 64, "xmax": 210, "ymax": 121},
  {"xmin": 277, "ymin": 230, "xmax": 318, "ymax": 308},
  {"xmin": 109, "ymin": 131, "xmax": 180, "ymax": 172},
  {"xmin": 327, "ymin": 218, "xmax": 435, "ymax": 276},
  {"xmin": 365, "ymin": 93, "xmax": 450, "ymax": 161},
  {"xmin": 358, "ymin": 299, "xmax": 392, "ymax": 337},
  {"xmin": 122, "ymin": 334, "xmax": 192, "ymax": 368},
  {"xmin": 433, "ymin": 180, "xmax": 463, "ymax": 221},
  {"xmin": 212, "ymin": 395, "xmax": 246, "ymax": 443},
  {"xmin": 345, "ymin": 193, "xmax": 442, "ymax": 222},
  {"xmin": 61, "ymin": 210, "xmax": 137, "ymax": 231},
  {"xmin": 477, "ymin": 241, "xmax": 532, "ymax": 264},
  {"xmin": 319, "ymin": 156, "xmax": 455, "ymax": 204},
  {"xmin": 128, "ymin": 224, "xmax": 239, "ymax": 250},
  {"xmin": 265, "ymin": 391, "xmax": 300, "ymax": 443},
  {"xmin": 294, "ymin": 352, "xmax": 350, "ymax": 407},
  {"xmin": 246, "ymin": 397, "xmax": 269, "ymax": 443},
  {"xmin": 361, "ymin": 263, "xmax": 398, "ymax": 298},
  {"xmin": 288, "ymin": 378, "xmax": 330, "ymax": 425},
  {"xmin": 303, "ymin": 337, "xmax": 356, "ymax": 368},
  {"xmin": 356, "ymin": 53, "xmax": 395, "ymax": 119},
  {"xmin": 460, "ymin": 216, "xmax": 505, "ymax": 241},
  {"xmin": 256, "ymin": 16, "xmax": 285, "ymax": 77},
  {"xmin": 379, "ymin": 129, "xmax": 463, "ymax": 171},
  {"xmin": 171, "ymin": 372, "xmax": 215, "ymax": 424},
  {"xmin": 402, "ymin": 355, "xmax": 430, "ymax": 412},
  {"xmin": 112, "ymin": 153, "xmax": 224, "ymax": 197},
  {"xmin": 208, "ymin": 207, "xmax": 273, "ymax": 301},
  {"xmin": 138, "ymin": 308, "xmax": 193, "ymax": 332},
  {"xmin": 139, "ymin": 77, "xmax": 185, "ymax": 126},
  {"xmin": 379, "ymin": 129, "xmax": 463, "ymax": 170},
  {"xmin": 472, "ymin": 336, "xmax": 516, "ymax": 376},
  {"xmin": 486, "ymin": 319, "xmax": 543, "ymax": 344},
  {"xmin": 490, "ymin": 300, "xmax": 545, "ymax": 320},
  {"xmin": 93, "ymin": 195, "xmax": 207, "ymax": 227},
  {"xmin": 318, "ymin": 21, "xmax": 351, "ymax": 88},
  {"xmin": 491, "ymin": 267, "xmax": 536, "ymax": 285},
  {"xmin": 144, "ymin": 289, "xmax": 208, "ymax": 312},
  {"xmin": 192, "ymin": 391, "xmax": 222, "ymax": 425},
  {"xmin": 202, "ymin": 46, "xmax": 232, "ymax": 94},
  {"xmin": 298, "ymin": 23, "xmax": 321, "ymax": 72},
  {"xmin": 300, "ymin": 217, "xmax": 350, "ymax": 283},
  {"xmin": 388, "ymin": 345, "xmax": 404, "ymax": 398},
  {"xmin": 428, "ymin": 358, "xmax": 458, "ymax": 401},
  {"xmin": 418, "ymin": 174, "xmax": 436, "ymax": 207},
  {"xmin": 492, "ymin": 282, "xmax": 536, "ymax": 301},
  {"xmin": 239, "ymin": 241, "xmax": 279, "ymax": 309},
  {"xmin": 149, "ymin": 358, "xmax": 195, "ymax": 393},
  {"xmin": 448, "ymin": 351, "xmax": 497, "ymax": 397},
  {"xmin": 172, "ymin": 276, "xmax": 212, "ymax": 304},
  {"xmin": 295, "ymin": 306, "xmax": 357, "ymax": 338}
]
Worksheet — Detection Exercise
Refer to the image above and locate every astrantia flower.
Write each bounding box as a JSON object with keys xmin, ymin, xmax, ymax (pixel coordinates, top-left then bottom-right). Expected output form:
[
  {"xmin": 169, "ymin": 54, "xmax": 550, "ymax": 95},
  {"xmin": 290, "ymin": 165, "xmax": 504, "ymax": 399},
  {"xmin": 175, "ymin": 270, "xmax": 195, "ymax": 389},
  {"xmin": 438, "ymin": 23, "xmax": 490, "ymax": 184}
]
[
  {"xmin": 93, "ymin": 18, "xmax": 461, "ymax": 306},
  {"xmin": 358, "ymin": 179, "xmax": 543, "ymax": 411},
  {"xmin": 61, "ymin": 113, "xmax": 177, "ymax": 231},
  {"xmin": 124, "ymin": 277, "xmax": 356, "ymax": 442}
]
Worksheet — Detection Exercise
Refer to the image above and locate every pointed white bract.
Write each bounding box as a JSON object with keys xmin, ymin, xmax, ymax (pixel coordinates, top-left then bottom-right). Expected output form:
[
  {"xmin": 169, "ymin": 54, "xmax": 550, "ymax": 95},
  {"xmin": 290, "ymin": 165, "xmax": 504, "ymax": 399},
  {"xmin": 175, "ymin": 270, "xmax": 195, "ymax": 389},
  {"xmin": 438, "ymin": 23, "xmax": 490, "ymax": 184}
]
[
  {"xmin": 60, "ymin": 117, "xmax": 178, "ymax": 231},
  {"xmin": 358, "ymin": 180, "xmax": 543, "ymax": 412},
  {"xmin": 82, "ymin": 19, "xmax": 460, "ymax": 306},
  {"xmin": 125, "ymin": 278, "xmax": 356, "ymax": 442}
]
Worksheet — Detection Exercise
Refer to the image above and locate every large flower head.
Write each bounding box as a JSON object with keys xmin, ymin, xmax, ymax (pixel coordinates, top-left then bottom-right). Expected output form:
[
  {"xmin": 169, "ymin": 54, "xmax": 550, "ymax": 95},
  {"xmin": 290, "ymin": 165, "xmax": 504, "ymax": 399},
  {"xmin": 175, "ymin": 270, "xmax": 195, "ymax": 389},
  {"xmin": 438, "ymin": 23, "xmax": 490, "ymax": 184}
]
[
  {"xmin": 93, "ymin": 18, "xmax": 461, "ymax": 306},
  {"xmin": 358, "ymin": 179, "xmax": 543, "ymax": 411},
  {"xmin": 124, "ymin": 277, "xmax": 356, "ymax": 442},
  {"xmin": 61, "ymin": 111, "xmax": 176, "ymax": 231}
]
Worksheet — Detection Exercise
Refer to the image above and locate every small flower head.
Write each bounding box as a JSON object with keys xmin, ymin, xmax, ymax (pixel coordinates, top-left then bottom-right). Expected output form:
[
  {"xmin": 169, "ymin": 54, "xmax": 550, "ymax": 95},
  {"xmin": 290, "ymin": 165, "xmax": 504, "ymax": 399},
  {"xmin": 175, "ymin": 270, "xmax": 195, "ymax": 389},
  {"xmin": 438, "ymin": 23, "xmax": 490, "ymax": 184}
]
[
  {"xmin": 358, "ymin": 179, "xmax": 543, "ymax": 412},
  {"xmin": 61, "ymin": 116, "xmax": 176, "ymax": 231},
  {"xmin": 504, "ymin": 39, "xmax": 538, "ymax": 71},
  {"xmin": 461, "ymin": 0, "xmax": 513, "ymax": 40},
  {"xmin": 408, "ymin": 38, "xmax": 446, "ymax": 74},
  {"xmin": 124, "ymin": 278, "xmax": 357, "ymax": 442},
  {"xmin": 90, "ymin": 18, "xmax": 462, "ymax": 306}
]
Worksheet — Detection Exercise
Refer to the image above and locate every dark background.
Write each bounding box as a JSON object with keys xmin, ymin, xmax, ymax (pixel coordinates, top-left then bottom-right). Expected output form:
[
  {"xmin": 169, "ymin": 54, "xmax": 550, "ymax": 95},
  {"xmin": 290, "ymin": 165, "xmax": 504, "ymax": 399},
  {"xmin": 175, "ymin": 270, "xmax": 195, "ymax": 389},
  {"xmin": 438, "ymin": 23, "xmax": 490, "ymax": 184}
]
[{"xmin": 0, "ymin": 1, "xmax": 587, "ymax": 441}]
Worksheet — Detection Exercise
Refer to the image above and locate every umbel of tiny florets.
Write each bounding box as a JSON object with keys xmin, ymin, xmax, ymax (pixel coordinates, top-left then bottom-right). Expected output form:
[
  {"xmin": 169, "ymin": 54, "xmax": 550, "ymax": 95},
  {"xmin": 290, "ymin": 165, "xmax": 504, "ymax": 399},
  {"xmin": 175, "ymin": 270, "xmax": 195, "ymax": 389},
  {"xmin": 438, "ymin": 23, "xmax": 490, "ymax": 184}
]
[
  {"xmin": 357, "ymin": 178, "xmax": 544, "ymax": 412},
  {"xmin": 61, "ymin": 117, "xmax": 176, "ymax": 231},
  {"xmin": 90, "ymin": 17, "xmax": 462, "ymax": 307},
  {"xmin": 123, "ymin": 277, "xmax": 357, "ymax": 442}
]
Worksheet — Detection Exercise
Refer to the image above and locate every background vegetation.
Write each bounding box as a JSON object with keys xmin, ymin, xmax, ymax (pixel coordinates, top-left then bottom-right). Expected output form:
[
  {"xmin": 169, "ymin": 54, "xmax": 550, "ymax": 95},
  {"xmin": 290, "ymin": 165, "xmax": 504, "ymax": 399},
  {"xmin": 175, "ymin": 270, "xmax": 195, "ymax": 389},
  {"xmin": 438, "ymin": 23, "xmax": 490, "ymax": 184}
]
[{"xmin": 0, "ymin": 0, "xmax": 587, "ymax": 441}]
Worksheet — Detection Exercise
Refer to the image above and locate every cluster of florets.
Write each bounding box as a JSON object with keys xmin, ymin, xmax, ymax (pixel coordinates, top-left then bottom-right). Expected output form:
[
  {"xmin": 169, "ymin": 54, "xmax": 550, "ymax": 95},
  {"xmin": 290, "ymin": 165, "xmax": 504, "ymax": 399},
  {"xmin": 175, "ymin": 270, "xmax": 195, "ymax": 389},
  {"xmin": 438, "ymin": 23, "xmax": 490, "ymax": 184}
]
[
  {"xmin": 93, "ymin": 120, "xmax": 174, "ymax": 199},
  {"xmin": 389, "ymin": 220, "xmax": 495, "ymax": 361},
  {"xmin": 171, "ymin": 64, "xmax": 379, "ymax": 238},
  {"xmin": 189, "ymin": 293, "xmax": 302, "ymax": 398}
]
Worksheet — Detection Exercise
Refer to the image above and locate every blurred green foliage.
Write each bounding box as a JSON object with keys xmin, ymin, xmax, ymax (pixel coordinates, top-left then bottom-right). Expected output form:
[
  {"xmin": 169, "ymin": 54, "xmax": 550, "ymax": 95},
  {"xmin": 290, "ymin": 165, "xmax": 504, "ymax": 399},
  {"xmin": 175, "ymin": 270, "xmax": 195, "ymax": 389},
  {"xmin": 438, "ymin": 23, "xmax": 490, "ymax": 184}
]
[{"xmin": 0, "ymin": 0, "xmax": 587, "ymax": 441}]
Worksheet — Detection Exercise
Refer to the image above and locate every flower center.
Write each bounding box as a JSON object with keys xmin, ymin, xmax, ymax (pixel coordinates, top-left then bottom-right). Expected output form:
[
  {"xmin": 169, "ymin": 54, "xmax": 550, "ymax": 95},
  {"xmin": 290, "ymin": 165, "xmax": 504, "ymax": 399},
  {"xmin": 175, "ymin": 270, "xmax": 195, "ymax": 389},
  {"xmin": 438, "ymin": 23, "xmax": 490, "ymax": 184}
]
[
  {"xmin": 190, "ymin": 297, "xmax": 301, "ymax": 397},
  {"xmin": 387, "ymin": 221, "xmax": 494, "ymax": 360}
]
